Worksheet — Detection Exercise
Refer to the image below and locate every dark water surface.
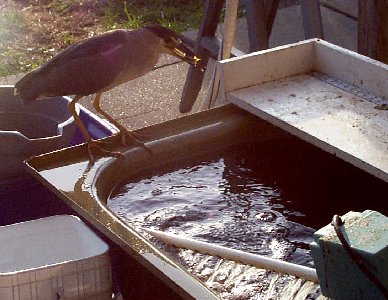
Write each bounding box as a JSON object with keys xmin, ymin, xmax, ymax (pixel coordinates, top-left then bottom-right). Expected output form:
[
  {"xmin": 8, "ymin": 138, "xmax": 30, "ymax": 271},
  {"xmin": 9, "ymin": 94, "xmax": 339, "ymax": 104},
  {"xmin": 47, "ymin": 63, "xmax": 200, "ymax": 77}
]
[{"xmin": 108, "ymin": 139, "xmax": 387, "ymax": 299}]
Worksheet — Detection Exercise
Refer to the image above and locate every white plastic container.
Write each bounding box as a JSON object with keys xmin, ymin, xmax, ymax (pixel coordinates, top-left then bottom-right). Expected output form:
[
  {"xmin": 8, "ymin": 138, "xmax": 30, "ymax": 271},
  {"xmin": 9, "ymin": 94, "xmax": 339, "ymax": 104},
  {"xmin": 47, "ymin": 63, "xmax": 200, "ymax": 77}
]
[{"xmin": 0, "ymin": 215, "xmax": 111, "ymax": 299}]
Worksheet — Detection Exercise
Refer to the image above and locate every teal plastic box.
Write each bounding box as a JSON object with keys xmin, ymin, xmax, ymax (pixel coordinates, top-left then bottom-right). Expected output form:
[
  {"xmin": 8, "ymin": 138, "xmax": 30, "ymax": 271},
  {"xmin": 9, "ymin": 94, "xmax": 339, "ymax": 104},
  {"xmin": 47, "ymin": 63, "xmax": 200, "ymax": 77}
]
[{"xmin": 310, "ymin": 210, "xmax": 388, "ymax": 299}]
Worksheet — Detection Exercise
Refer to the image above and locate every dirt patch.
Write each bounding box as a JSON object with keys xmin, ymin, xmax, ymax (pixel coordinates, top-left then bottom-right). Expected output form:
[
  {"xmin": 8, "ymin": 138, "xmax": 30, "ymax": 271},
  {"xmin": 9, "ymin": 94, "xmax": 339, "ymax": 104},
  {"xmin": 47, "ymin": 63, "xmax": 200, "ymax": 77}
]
[
  {"xmin": 0, "ymin": 0, "xmax": 111, "ymax": 76},
  {"xmin": 0, "ymin": 0, "xmax": 204, "ymax": 77}
]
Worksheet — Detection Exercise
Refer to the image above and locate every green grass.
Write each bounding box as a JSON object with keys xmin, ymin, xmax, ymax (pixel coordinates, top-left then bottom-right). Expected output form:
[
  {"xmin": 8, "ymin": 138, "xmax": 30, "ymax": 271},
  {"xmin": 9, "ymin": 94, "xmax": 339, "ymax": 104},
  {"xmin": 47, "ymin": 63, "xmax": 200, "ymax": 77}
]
[
  {"xmin": 58, "ymin": 32, "xmax": 77, "ymax": 45},
  {"xmin": 47, "ymin": 0, "xmax": 74, "ymax": 14},
  {"xmin": 102, "ymin": 0, "xmax": 204, "ymax": 33},
  {"xmin": 0, "ymin": 0, "xmax": 204, "ymax": 77},
  {"xmin": 0, "ymin": 5, "xmax": 29, "ymax": 76}
]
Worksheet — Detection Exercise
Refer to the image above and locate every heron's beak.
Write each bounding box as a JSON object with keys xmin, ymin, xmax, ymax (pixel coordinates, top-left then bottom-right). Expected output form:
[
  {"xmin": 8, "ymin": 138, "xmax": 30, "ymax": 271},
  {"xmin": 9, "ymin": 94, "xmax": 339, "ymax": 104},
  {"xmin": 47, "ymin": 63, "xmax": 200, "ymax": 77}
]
[{"xmin": 165, "ymin": 38, "xmax": 202, "ymax": 68}]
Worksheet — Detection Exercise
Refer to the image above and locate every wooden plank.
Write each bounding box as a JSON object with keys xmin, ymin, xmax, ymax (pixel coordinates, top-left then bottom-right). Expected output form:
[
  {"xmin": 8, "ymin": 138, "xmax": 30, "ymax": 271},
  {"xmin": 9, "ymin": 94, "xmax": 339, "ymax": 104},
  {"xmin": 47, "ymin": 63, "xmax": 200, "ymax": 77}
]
[
  {"xmin": 358, "ymin": 0, "xmax": 388, "ymax": 63},
  {"xmin": 181, "ymin": 0, "xmax": 282, "ymax": 112},
  {"xmin": 180, "ymin": 0, "xmax": 224, "ymax": 113},
  {"xmin": 300, "ymin": 0, "xmax": 324, "ymax": 39},
  {"xmin": 245, "ymin": 0, "xmax": 270, "ymax": 51},
  {"xmin": 244, "ymin": 0, "xmax": 280, "ymax": 51},
  {"xmin": 227, "ymin": 74, "xmax": 388, "ymax": 182},
  {"xmin": 320, "ymin": 0, "xmax": 358, "ymax": 20},
  {"xmin": 265, "ymin": 0, "xmax": 281, "ymax": 35}
]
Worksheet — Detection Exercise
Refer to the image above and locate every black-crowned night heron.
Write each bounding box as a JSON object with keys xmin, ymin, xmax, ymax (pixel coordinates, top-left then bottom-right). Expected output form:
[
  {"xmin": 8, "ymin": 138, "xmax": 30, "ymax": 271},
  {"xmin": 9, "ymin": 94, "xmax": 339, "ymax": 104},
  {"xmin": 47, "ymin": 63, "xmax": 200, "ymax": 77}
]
[{"xmin": 14, "ymin": 24, "xmax": 201, "ymax": 161}]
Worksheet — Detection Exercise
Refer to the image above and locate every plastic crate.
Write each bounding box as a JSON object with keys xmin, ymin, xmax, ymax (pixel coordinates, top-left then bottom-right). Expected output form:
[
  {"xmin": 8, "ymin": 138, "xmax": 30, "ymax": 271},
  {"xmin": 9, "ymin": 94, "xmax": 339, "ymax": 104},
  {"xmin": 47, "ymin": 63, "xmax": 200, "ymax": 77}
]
[{"xmin": 0, "ymin": 215, "xmax": 111, "ymax": 299}]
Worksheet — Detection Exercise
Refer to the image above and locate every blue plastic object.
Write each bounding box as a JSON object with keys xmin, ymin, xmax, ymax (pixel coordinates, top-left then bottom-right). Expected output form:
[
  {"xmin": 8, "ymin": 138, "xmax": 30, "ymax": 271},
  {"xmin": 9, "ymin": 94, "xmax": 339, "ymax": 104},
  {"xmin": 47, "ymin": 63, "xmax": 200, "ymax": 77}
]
[
  {"xmin": 310, "ymin": 210, "xmax": 388, "ymax": 299},
  {"xmin": 69, "ymin": 102, "xmax": 117, "ymax": 145}
]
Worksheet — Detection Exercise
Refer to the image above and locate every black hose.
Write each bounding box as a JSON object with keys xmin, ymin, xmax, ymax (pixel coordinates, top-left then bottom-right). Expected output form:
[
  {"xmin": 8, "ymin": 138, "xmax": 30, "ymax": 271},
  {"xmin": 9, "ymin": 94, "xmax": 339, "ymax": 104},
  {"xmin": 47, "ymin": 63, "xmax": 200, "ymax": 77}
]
[{"xmin": 332, "ymin": 215, "xmax": 388, "ymax": 298}]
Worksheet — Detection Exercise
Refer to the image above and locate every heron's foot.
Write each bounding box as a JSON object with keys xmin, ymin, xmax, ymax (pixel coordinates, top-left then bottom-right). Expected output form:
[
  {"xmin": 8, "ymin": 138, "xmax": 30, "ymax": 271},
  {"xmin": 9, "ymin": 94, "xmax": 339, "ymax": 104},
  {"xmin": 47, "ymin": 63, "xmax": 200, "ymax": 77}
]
[
  {"xmin": 117, "ymin": 129, "xmax": 153, "ymax": 155},
  {"xmin": 87, "ymin": 140, "xmax": 124, "ymax": 162}
]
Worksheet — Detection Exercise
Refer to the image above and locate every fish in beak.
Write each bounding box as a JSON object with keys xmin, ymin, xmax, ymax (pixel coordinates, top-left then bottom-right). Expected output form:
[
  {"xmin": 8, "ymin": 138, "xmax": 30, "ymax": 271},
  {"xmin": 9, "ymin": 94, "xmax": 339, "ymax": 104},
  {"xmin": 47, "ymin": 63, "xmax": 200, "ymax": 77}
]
[
  {"xmin": 144, "ymin": 24, "xmax": 202, "ymax": 68},
  {"xmin": 163, "ymin": 36, "xmax": 202, "ymax": 67}
]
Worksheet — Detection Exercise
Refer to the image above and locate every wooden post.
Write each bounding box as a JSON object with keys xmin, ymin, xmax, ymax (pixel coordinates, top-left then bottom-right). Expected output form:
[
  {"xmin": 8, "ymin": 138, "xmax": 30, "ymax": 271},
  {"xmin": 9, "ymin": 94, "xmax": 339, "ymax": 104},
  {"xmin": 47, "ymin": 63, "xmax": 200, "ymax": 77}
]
[
  {"xmin": 180, "ymin": 0, "xmax": 224, "ymax": 113},
  {"xmin": 244, "ymin": 0, "xmax": 280, "ymax": 51},
  {"xmin": 358, "ymin": 0, "xmax": 388, "ymax": 63},
  {"xmin": 245, "ymin": 0, "xmax": 269, "ymax": 51},
  {"xmin": 181, "ymin": 0, "xmax": 281, "ymax": 113},
  {"xmin": 300, "ymin": 0, "xmax": 324, "ymax": 39}
]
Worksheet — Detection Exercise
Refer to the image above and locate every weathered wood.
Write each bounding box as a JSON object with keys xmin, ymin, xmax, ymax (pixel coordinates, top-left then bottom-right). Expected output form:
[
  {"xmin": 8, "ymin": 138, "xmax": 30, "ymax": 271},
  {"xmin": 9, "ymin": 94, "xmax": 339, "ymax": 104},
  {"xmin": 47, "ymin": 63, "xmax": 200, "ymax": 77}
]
[
  {"xmin": 265, "ymin": 0, "xmax": 281, "ymax": 35},
  {"xmin": 181, "ymin": 0, "xmax": 281, "ymax": 112},
  {"xmin": 245, "ymin": 0, "xmax": 269, "ymax": 51},
  {"xmin": 180, "ymin": 0, "xmax": 224, "ymax": 113},
  {"xmin": 237, "ymin": 0, "xmax": 280, "ymax": 51},
  {"xmin": 300, "ymin": 0, "xmax": 324, "ymax": 39},
  {"xmin": 320, "ymin": 0, "xmax": 358, "ymax": 20},
  {"xmin": 358, "ymin": 0, "xmax": 388, "ymax": 63}
]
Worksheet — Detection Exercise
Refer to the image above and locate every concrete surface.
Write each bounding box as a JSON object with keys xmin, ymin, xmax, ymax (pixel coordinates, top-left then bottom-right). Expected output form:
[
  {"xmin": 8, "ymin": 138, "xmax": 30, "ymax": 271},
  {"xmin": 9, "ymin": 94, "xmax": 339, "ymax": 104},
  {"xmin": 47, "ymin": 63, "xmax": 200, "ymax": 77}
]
[{"xmin": 1, "ymin": 2, "xmax": 358, "ymax": 132}]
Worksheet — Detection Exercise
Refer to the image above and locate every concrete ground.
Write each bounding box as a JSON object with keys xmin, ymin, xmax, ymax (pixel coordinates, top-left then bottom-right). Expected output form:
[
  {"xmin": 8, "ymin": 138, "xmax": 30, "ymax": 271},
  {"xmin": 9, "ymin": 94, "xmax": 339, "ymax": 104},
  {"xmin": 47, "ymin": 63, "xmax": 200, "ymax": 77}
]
[{"xmin": 1, "ymin": 1, "xmax": 358, "ymax": 132}]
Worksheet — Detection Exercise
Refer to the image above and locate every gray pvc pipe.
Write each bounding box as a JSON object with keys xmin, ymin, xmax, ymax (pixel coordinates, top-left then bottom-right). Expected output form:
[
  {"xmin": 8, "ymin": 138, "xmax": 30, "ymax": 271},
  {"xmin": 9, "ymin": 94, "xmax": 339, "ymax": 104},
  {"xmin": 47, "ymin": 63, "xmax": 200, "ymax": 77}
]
[{"xmin": 145, "ymin": 229, "xmax": 319, "ymax": 283}]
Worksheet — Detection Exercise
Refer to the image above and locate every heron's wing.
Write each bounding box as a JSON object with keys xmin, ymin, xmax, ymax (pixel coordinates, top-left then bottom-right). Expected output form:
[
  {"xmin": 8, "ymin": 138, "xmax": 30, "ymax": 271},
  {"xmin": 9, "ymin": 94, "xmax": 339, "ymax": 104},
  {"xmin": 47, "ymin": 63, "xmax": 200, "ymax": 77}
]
[
  {"xmin": 42, "ymin": 30, "xmax": 130, "ymax": 69},
  {"xmin": 17, "ymin": 30, "xmax": 133, "ymax": 99}
]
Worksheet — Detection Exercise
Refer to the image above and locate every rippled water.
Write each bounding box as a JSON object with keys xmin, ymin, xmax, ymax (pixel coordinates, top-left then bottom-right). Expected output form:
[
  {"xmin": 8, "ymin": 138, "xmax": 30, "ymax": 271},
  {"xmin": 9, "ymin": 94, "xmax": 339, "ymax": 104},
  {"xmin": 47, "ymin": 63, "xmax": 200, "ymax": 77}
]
[
  {"xmin": 109, "ymin": 155, "xmax": 315, "ymax": 263},
  {"xmin": 108, "ymin": 140, "xmax": 386, "ymax": 299}
]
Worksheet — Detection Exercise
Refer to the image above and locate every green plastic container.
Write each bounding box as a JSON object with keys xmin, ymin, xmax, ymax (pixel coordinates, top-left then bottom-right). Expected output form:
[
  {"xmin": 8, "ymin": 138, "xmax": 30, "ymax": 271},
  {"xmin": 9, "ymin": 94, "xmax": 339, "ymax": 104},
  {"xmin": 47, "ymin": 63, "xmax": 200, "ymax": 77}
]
[{"xmin": 310, "ymin": 210, "xmax": 388, "ymax": 299}]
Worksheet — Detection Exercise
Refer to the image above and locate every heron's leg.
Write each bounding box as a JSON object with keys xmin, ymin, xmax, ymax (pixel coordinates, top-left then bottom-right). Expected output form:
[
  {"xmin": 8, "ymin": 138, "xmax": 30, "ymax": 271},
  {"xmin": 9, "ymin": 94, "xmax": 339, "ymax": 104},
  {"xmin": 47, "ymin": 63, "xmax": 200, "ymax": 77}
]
[
  {"xmin": 68, "ymin": 95, "xmax": 92, "ymax": 143},
  {"xmin": 92, "ymin": 92, "xmax": 151, "ymax": 153},
  {"xmin": 68, "ymin": 95, "xmax": 123, "ymax": 162}
]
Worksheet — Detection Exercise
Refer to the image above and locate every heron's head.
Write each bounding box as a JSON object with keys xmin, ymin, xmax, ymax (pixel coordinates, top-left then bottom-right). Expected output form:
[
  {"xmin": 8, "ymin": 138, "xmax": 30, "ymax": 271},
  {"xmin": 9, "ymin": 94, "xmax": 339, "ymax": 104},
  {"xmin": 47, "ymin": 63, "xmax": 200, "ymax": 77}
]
[{"xmin": 144, "ymin": 24, "xmax": 201, "ymax": 68}]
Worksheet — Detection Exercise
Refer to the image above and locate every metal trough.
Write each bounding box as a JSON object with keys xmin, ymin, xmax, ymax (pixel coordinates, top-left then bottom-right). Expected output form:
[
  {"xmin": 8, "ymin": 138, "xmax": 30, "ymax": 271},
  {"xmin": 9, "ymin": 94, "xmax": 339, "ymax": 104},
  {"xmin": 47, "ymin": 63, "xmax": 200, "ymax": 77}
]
[
  {"xmin": 25, "ymin": 103, "xmax": 387, "ymax": 299},
  {"xmin": 25, "ymin": 105, "xmax": 261, "ymax": 299}
]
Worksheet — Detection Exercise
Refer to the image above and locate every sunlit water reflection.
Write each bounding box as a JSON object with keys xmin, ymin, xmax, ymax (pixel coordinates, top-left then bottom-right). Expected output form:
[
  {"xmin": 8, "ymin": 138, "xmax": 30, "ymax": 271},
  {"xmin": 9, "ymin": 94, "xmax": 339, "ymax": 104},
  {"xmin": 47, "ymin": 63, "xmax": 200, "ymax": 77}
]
[{"xmin": 108, "ymin": 140, "xmax": 385, "ymax": 299}]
